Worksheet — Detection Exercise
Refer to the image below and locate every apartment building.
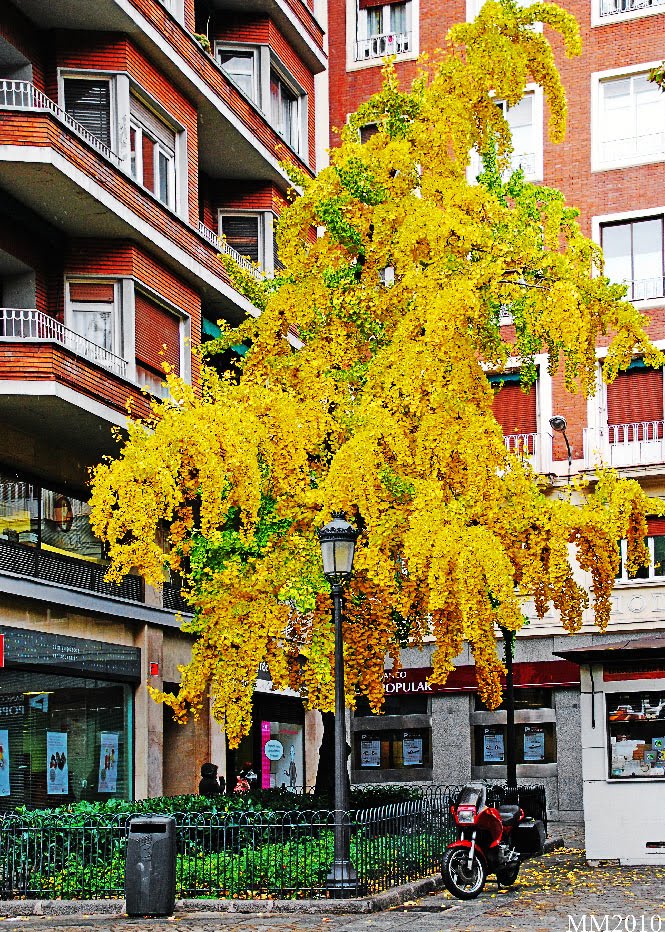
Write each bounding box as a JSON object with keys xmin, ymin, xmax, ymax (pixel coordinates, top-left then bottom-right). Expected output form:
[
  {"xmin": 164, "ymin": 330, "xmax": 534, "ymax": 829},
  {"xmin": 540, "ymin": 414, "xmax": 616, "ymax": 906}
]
[
  {"xmin": 330, "ymin": 0, "xmax": 665, "ymax": 819},
  {"xmin": 0, "ymin": 0, "xmax": 327, "ymax": 806}
]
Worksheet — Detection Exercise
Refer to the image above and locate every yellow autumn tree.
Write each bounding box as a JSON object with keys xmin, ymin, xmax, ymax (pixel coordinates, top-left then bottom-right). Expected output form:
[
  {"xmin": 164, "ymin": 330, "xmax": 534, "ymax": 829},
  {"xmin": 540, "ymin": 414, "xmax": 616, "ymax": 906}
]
[{"xmin": 90, "ymin": 0, "xmax": 663, "ymax": 748}]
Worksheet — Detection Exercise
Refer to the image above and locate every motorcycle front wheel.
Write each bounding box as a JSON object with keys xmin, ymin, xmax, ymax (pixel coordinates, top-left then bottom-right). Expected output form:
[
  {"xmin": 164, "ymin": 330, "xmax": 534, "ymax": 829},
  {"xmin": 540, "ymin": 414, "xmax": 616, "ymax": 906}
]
[{"xmin": 442, "ymin": 847, "xmax": 487, "ymax": 900}]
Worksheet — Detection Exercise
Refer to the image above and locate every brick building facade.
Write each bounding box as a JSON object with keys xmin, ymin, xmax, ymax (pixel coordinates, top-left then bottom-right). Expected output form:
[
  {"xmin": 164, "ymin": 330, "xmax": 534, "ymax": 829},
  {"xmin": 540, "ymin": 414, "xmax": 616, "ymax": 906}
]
[
  {"xmin": 0, "ymin": 0, "xmax": 327, "ymax": 805},
  {"xmin": 330, "ymin": 0, "xmax": 665, "ymax": 820}
]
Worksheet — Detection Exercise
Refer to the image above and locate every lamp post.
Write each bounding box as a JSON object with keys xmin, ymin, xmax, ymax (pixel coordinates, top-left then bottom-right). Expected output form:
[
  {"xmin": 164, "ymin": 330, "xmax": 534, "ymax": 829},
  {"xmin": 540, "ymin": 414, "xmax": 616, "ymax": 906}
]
[
  {"xmin": 318, "ymin": 511, "xmax": 358, "ymax": 895},
  {"xmin": 549, "ymin": 414, "xmax": 572, "ymax": 469},
  {"xmin": 501, "ymin": 627, "xmax": 517, "ymax": 787}
]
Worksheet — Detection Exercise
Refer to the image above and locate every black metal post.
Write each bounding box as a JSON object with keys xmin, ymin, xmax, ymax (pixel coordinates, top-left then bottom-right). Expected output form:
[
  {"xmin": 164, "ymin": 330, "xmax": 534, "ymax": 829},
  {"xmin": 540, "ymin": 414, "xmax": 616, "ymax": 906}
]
[
  {"xmin": 327, "ymin": 582, "xmax": 357, "ymax": 894},
  {"xmin": 503, "ymin": 628, "xmax": 517, "ymax": 787}
]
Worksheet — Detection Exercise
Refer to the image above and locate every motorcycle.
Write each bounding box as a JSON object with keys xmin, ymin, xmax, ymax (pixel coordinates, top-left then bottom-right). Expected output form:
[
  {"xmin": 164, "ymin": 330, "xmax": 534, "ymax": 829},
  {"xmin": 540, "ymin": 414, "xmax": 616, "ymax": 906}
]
[{"xmin": 442, "ymin": 781, "xmax": 546, "ymax": 900}]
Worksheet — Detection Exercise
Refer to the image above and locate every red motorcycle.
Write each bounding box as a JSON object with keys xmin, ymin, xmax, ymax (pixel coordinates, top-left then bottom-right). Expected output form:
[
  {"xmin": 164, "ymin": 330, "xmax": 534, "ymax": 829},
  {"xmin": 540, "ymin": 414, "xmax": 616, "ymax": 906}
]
[{"xmin": 442, "ymin": 782, "xmax": 545, "ymax": 899}]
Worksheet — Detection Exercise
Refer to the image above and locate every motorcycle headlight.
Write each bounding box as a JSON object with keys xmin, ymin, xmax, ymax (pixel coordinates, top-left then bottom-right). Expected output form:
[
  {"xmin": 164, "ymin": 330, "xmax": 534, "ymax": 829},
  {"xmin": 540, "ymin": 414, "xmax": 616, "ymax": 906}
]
[{"xmin": 456, "ymin": 806, "xmax": 476, "ymax": 823}]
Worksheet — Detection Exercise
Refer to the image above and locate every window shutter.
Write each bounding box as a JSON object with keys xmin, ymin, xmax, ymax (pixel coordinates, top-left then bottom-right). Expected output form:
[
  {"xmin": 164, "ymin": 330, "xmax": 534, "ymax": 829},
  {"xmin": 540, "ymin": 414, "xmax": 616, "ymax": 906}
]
[
  {"xmin": 647, "ymin": 517, "xmax": 665, "ymax": 537},
  {"xmin": 220, "ymin": 215, "xmax": 260, "ymax": 263},
  {"xmin": 135, "ymin": 292, "xmax": 180, "ymax": 375},
  {"xmin": 492, "ymin": 383, "xmax": 537, "ymax": 435},
  {"xmin": 607, "ymin": 369, "xmax": 663, "ymax": 426},
  {"xmin": 63, "ymin": 79, "xmax": 111, "ymax": 147},
  {"xmin": 359, "ymin": 0, "xmax": 395, "ymax": 8},
  {"xmin": 68, "ymin": 282, "xmax": 115, "ymax": 303}
]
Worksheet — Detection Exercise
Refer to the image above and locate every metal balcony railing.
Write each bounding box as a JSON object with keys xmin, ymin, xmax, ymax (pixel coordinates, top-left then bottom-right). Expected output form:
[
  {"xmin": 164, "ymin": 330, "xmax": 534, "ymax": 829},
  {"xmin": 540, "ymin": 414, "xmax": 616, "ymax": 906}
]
[
  {"xmin": 600, "ymin": 0, "xmax": 665, "ymax": 14},
  {"xmin": 355, "ymin": 31, "xmax": 411, "ymax": 61},
  {"xmin": 0, "ymin": 308, "xmax": 129, "ymax": 380},
  {"xmin": 198, "ymin": 221, "xmax": 265, "ymax": 280},
  {"xmin": 621, "ymin": 277, "xmax": 665, "ymax": 303},
  {"xmin": 0, "ymin": 79, "xmax": 122, "ymax": 168},
  {"xmin": 504, "ymin": 432, "xmax": 538, "ymax": 457},
  {"xmin": 584, "ymin": 421, "xmax": 665, "ymax": 468}
]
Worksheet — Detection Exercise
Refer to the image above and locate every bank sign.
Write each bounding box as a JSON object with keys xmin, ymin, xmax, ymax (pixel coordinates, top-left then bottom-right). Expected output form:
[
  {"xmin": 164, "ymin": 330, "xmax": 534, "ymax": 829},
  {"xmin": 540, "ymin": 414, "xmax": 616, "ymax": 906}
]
[{"xmin": 383, "ymin": 660, "xmax": 580, "ymax": 694}]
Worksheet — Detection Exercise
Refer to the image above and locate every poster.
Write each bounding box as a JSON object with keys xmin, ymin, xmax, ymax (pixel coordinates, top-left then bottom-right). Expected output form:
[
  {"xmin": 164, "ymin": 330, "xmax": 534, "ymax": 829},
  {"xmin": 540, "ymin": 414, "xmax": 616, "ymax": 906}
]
[
  {"xmin": 402, "ymin": 734, "xmax": 423, "ymax": 766},
  {"xmin": 97, "ymin": 732, "xmax": 119, "ymax": 794},
  {"xmin": 483, "ymin": 729, "xmax": 505, "ymax": 763},
  {"xmin": 47, "ymin": 732, "xmax": 68, "ymax": 795},
  {"xmin": 0, "ymin": 729, "xmax": 9, "ymax": 796},
  {"xmin": 360, "ymin": 738, "xmax": 381, "ymax": 768},
  {"xmin": 523, "ymin": 726, "xmax": 545, "ymax": 762}
]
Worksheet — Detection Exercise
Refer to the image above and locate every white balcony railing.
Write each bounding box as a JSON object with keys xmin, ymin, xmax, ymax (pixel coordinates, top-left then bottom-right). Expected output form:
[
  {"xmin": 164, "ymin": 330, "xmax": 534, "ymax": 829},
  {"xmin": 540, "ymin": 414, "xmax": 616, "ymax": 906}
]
[
  {"xmin": 0, "ymin": 79, "xmax": 122, "ymax": 169},
  {"xmin": 600, "ymin": 0, "xmax": 665, "ymax": 15},
  {"xmin": 617, "ymin": 277, "xmax": 665, "ymax": 303},
  {"xmin": 0, "ymin": 308, "xmax": 128, "ymax": 380},
  {"xmin": 504, "ymin": 433, "xmax": 540, "ymax": 469},
  {"xmin": 584, "ymin": 421, "xmax": 665, "ymax": 468},
  {"xmin": 355, "ymin": 32, "xmax": 411, "ymax": 62},
  {"xmin": 198, "ymin": 222, "xmax": 265, "ymax": 281}
]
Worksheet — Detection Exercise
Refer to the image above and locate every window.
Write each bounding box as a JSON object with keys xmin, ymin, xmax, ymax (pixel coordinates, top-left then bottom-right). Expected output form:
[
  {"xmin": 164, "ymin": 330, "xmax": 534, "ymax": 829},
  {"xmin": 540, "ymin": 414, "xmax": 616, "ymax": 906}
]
[
  {"xmin": 270, "ymin": 70, "xmax": 302, "ymax": 153},
  {"xmin": 129, "ymin": 95, "xmax": 176, "ymax": 209},
  {"xmin": 595, "ymin": 0, "xmax": 665, "ymax": 28},
  {"xmin": 354, "ymin": 728, "xmax": 431, "ymax": 769},
  {"xmin": 596, "ymin": 71, "xmax": 665, "ymax": 170},
  {"xmin": 495, "ymin": 93, "xmax": 541, "ymax": 180},
  {"xmin": 616, "ymin": 517, "xmax": 665, "ymax": 581},
  {"xmin": 606, "ymin": 363, "xmax": 664, "ymax": 443},
  {"xmin": 62, "ymin": 78, "xmax": 112, "ymax": 148},
  {"xmin": 608, "ymin": 689, "xmax": 665, "ymax": 778},
  {"xmin": 134, "ymin": 290, "xmax": 181, "ymax": 393},
  {"xmin": 359, "ymin": 123, "xmax": 379, "ymax": 144},
  {"xmin": 356, "ymin": 1, "xmax": 412, "ymax": 61},
  {"xmin": 490, "ymin": 374, "xmax": 538, "ymax": 455},
  {"xmin": 67, "ymin": 281, "xmax": 119, "ymax": 355},
  {"xmin": 220, "ymin": 214, "xmax": 261, "ymax": 264},
  {"xmin": 473, "ymin": 723, "xmax": 557, "ymax": 765},
  {"xmin": 217, "ymin": 47, "xmax": 259, "ymax": 102},
  {"xmin": 601, "ymin": 217, "xmax": 664, "ymax": 302}
]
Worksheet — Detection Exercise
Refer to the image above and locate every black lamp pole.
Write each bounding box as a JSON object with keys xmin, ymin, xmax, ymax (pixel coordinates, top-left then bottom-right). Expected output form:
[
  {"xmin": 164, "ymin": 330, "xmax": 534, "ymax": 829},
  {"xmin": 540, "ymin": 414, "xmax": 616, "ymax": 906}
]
[
  {"xmin": 318, "ymin": 512, "xmax": 358, "ymax": 896},
  {"xmin": 502, "ymin": 627, "xmax": 517, "ymax": 787}
]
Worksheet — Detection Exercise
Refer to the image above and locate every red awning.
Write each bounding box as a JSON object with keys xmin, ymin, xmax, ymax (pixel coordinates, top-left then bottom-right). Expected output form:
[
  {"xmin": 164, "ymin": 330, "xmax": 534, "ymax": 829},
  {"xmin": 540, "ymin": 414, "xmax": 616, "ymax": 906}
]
[{"xmin": 383, "ymin": 660, "xmax": 580, "ymax": 695}]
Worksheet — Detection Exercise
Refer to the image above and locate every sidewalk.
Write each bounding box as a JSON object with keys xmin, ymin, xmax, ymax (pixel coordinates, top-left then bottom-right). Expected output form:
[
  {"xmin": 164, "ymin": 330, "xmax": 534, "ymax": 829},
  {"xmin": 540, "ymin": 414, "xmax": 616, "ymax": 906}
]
[{"xmin": 3, "ymin": 823, "xmax": 665, "ymax": 932}]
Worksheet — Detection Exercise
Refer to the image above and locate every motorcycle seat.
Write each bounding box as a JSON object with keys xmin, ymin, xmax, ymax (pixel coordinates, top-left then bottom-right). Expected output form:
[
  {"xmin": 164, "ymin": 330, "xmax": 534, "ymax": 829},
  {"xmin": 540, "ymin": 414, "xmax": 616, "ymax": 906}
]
[{"xmin": 497, "ymin": 804, "xmax": 521, "ymax": 826}]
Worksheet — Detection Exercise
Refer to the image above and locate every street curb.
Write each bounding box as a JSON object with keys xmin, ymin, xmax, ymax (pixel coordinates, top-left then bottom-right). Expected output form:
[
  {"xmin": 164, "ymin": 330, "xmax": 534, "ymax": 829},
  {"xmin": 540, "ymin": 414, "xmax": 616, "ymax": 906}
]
[
  {"xmin": 0, "ymin": 874, "xmax": 443, "ymax": 918},
  {"xmin": 544, "ymin": 837, "xmax": 565, "ymax": 854}
]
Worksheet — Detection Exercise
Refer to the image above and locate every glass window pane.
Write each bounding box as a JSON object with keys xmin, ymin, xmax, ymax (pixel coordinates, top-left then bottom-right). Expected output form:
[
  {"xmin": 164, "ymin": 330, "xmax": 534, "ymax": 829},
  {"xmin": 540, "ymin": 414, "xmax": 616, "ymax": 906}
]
[
  {"xmin": 602, "ymin": 223, "xmax": 633, "ymax": 288},
  {"xmin": 142, "ymin": 134, "xmax": 156, "ymax": 193},
  {"xmin": 0, "ymin": 474, "xmax": 38, "ymax": 545},
  {"xmin": 654, "ymin": 536, "xmax": 665, "ymax": 576},
  {"xmin": 632, "ymin": 219, "xmax": 663, "ymax": 295},
  {"xmin": 71, "ymin": 305, "xmax": 113, "ymax": 350},
  {"xmin": 608, "ymin": 690, "xmax": 665, "ymax": 778},
  {"xmin": 390, "ymin": 2, "xmax": 407, "ymax": 33},
  {"xmin": 218, "ymin": 50, "xmax": 256, "ymax": 99},
  {"xmin": 367, "ymin": 9, "xmax": 383, "ymax": 36},
  {"xmin": 40, "ymin": 490, "xmax": 104, "ymax": 563},
  {"xmin": 157, "ymin": 150, "xmax": 170, "ymax": 206}
]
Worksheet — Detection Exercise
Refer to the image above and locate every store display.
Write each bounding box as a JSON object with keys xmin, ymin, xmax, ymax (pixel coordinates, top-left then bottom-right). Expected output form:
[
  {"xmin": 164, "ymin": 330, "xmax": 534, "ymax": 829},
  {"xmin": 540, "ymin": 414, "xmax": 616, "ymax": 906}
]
[{"xmin": 608, "ymin": 691, "xmax": 665, "ymax": 778}]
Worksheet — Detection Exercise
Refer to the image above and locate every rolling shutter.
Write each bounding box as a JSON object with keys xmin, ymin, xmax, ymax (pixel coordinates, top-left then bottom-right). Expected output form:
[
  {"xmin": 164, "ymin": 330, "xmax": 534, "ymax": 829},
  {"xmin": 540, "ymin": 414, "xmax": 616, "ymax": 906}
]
[
  {"xmin": 647, "ymin": 517, "xmax": 665, "ymax": 537},
  {"xmin": 492, "ymin": 382, "xmax": 537, "ymax": 435},
  {"xmin": 220, "ymin": 215, "xmax": 260, "ymax": 263},
  {"xmin": 359, "ymin": 0, "xmax": 394, "ymax": 8},
  {"xmin": 130, "ymin": 95, "xmax": 176, "ymax": 154},
  {"xmin": 135, "ymin": 292, "xmax": 180, "ymax": 375},
  {"xmin": 607, "ymin": 368, "xmax": 663, "ymax": 440},
  {"xmin": 63, "ymin": 79, "xmax": 111, "ymax": 147},
  {"xmin": 68, "ymin": 282, "xmax": 115, "ymax": 303}
]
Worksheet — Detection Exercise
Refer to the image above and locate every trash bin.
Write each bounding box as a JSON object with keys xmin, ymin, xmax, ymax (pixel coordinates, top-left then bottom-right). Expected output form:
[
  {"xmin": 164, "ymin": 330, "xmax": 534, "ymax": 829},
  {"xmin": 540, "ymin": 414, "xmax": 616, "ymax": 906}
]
[{"xmin": 125, "ymin": 816, "xmax": 176, "ymax": 917}]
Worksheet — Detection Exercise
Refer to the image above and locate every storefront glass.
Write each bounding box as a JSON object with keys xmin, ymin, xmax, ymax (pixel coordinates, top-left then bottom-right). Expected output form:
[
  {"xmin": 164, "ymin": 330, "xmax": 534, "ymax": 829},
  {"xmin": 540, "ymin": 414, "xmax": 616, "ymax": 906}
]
[
  {"xmin": 0, "ymin": 671, "xmax": 132, "ymax": 808},
  {"xmin": 354, "ymin": 728, "xmax": 431, "ymax": 770},
  {"xmin": 473, "ymin": 722, "xmax": 557, "ymax": 765},
  {"xmin": 260, "ymin": 720, "xmax": 304, "ymax": 791},
  {"xmin": 607, "ymin": 689, "xmax": 665, "ymax": 778}
]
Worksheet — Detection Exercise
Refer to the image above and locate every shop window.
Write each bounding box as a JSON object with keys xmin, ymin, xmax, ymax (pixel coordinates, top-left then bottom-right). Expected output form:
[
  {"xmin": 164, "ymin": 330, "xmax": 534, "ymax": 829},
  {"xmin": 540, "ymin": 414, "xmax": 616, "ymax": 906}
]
[
  {"xmin": 601, "ymin": 216, "xmax": 664, "ymax": 303},
  {"xmin": 66, "ymin": 280, "xmax": 120, "ymax": 356},
  {"xmin": 473, "ymin": 722, "xmax": 557, "ymax": 765},
  {"xmin": 354, "ymin": 728, "xmax": 431, "ymax": 770},
  {"xmin": 130, "ymin": 95, "xmax": 177, "ymax": 209},
  {"xmin": 595, "ymin": 70, "xmax": 665, "ymax": 170},
  {"xmin": 616, "ymin": 516, "xmax": 665, "ymax": 582},
  {"xmin": 62, "ymin": 77, "xmax": 112, "ymax": 148},
  {"xmin": 608, "ymin": 689, "xmax": 665, "ymax": 778},
  {"xmin": 270, "ymin": 68, "xmax": 304, "ymax": 154},
  {"xmin": 489, "ymin": 373, "xmax": 538, "ymax": 455},
  {"xmin": 606, "ymin": 363, "xmax": 664, "ymax": 443},
  {"xmin": 474, "ymin": 687, "xmax": 552, "ymax": 711},
  {"xmin": 134, "ymin": 290, "xmax": 182, "ymax": 394},
  {"xmin": 0, "ymin": 472, "xmax": 38, "ymax": 546},
  {"xmin": 216, "ymin": 46, "xmax": 259, "ymax": 103},
  {"xmin": 0, "ymin": 670, "xmax": 132, "ymax": 808},
  {"xmin": 356, "ymin": 1, "xmax": 412, "ymax": 62}
]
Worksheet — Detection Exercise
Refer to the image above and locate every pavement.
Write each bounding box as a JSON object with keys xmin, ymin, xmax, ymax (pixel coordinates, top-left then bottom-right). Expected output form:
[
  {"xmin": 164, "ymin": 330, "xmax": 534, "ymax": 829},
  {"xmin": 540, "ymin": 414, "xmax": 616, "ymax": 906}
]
[{"xmin": 4, "ymin": 823, "xmax": 665, "ymax": 932}]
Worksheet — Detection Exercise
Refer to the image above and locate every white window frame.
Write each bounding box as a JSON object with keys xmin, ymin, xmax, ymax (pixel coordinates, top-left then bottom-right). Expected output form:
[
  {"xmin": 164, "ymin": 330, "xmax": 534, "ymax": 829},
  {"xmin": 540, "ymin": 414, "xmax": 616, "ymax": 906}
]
[
  {"xmin": 57, "ymin": 70, "xmax": 118, "ymax": 152},
  {"xmin": 591, "ymin": 0, "xmax": 665, "ymax": 29},
  {"xmin": 346, "ymin": 0, "xmax": 419, "ymax": 72},
  {"xmin": 269, "ymin": 59, "xmax": 308, "ymax": 159},
  {"xmin": 592, "ymin": 206, "xmax": 665, "ymax": 310},
  {"xmin": 128, "ymin": 89, "xmax": 184, "ymax": 215},
  {"xmin": 215, "ymin": 43, "xmax": 262, "ymax": 106},
  {"xmin": 219, "ymin": 210, "xmax": 274, "ymax": 272},
  {"xmin": 591, "ymin": 63, "xmax": 665, "ymax": 173},
  {"xmin": 616, "ymin": 535, "xmax": 665, "ymax": 583},
  {"xmin": 467, "ymin": 85, "xmax": 544, "ymax": 185},
  {"xmin": 65, "ymin": 278, "xmax": 122, "ymax": 358}
]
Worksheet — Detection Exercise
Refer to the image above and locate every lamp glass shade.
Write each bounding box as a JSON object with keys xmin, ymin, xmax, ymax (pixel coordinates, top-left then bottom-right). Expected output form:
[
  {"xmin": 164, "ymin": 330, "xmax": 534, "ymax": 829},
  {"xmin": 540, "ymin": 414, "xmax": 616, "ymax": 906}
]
[{"xmin": 318, "ymin": 513, "xmax": 357, "ymax": 580}]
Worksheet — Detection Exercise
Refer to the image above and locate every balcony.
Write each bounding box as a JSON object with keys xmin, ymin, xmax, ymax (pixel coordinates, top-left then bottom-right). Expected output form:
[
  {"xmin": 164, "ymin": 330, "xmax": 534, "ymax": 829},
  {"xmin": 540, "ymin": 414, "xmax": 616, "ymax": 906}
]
[
  {"xmin": 584, "ymin": 421, "xmax": 665, "ymax": 469},
  {"xmin": 355, "ymin": 32, "xmax": 412, "ymax": 62},
  {"xmin": 198, "ymin": 222, "xmax": 264, "ymax": 280},
  {"xmin": 0, "ymin": 308, "xmax": 129, "ymax": 380},
  {"xmin": 619, "ymin": 277, "xmax": 665, "ymax": 303},
  {"xmin": 600, "ymin": 0, "xmax": 665, "ymax": 15},
  {"xmin": 504, "ymin": 433, "xmax": 541, "ymax": 471}
]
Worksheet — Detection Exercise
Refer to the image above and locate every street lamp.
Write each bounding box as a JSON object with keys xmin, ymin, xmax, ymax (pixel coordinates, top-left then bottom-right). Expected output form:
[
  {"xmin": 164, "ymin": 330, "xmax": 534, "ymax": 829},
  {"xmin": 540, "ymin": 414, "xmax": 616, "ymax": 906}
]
[
  {"xmin": 549, "ymin": 414, "xmax": 572, "ymax": 469},
  {"xmin": 318, "ymin": 511, "xmax": 358, "ymax": 895}
]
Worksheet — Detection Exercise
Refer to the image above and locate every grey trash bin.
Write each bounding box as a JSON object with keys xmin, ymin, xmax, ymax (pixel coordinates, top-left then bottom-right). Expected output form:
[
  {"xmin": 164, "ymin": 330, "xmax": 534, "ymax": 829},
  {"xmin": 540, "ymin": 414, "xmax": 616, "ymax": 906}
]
[{"xmin": 125, "ymin": 816, "xmax": 176, "ymax": 917}]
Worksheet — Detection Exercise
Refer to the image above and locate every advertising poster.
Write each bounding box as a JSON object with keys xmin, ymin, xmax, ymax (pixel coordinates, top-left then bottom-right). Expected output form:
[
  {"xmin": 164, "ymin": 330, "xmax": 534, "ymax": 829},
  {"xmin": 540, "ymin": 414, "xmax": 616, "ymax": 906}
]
[
  {"xmin": 261, "ymin": 721, "xmax": 272, "ymax": 789},
  {"xmin": 47, "ymin": 732, "xmax": 68, "ymax": 795},
  {"xmin": 483, "ymin": 729, "xmax": 505, "ymax": 763},
  {"xmin": 523, "ymin": 726, "xmax": 545, "ymax": 762},
  {"xmin": 402, "ymin": 734, "xmax": 423, "ymax": 766},
  {"xmin": 0, "ymin": 729, "xmax": 10, "ymax": 796},
  {"xmin": 360, "ymin": 738, "xmax": 381, "ymax": 768},
  {"xmin": 97, "ymin": 732, "xmax": 119, "ymax": 794}
]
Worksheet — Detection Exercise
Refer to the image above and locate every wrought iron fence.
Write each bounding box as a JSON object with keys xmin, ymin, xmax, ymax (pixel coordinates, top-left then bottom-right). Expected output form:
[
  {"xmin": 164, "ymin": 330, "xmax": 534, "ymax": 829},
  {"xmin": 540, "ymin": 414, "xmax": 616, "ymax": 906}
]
[{"xmin": 0, "ymin": 784, "xmax": 546, "ymax": 900}]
